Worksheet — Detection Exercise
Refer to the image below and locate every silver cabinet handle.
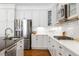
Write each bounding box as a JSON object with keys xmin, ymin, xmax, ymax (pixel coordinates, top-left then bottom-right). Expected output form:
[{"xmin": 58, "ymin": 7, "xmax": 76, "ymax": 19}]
[
  {"xmin": 5, "ymin": 51, "xmax": 7, "ymax": 53},
  {"xmin": 36, "ymin": 39, "xmax": 38, "ymax": 40},
  {"xmin": 48, "ymin": 41, "xmax": 50, "ymax": 42},
  {"xmin": 52, "ymin": 45, "xmax": 54, "ymax": 47},
  {"xmin": 20, "ymin": 46, "xmax": 22, "ymax": 47},
  {"xmin": 59, "ymin": 53, "xmax": 62, "ymax": 56},
  {"xmin": 59, "ymin": 46, "xmax": 62, "ymax": 49},
  {"xmin": 20, "ymin": 41, "xmax": 22, "ymax": 43}
]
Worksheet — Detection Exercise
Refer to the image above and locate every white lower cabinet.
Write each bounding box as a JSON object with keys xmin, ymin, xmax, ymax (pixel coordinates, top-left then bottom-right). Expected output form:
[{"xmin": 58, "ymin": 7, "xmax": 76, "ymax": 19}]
[
  {"xmin": 32, "ymin": 35, "xmax": 48, "ymax": 49},
  {"xmin": 16, "ymin": 39, "xmax": 24, "ymax": 56},
  {"xmin": 48, "ymin": 37, "xmax": 77, "ymax": 56},
  {"xmin": 48, "ymin": 37, "xmax": 55, "ymax": 56},
  {"xmin": 0, "ymin": 49, "xmax": 5, "ymax": 56},
  {"xmin": 32, "ymin": 35, "xmax": 37, "ymax": 49},
  {"xmin": 54, "ymin": 40, "xmax": 77, "ymax": 56}
]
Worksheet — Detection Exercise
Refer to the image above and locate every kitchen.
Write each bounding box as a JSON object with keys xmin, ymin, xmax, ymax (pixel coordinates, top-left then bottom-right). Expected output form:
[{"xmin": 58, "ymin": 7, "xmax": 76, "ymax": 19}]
[{"xmin": 0, "ymin": 3, "xmax": 79, "ymax": 56}]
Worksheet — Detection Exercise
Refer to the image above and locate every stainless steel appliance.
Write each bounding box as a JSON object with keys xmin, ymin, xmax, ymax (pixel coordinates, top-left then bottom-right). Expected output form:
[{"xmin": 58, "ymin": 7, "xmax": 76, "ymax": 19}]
[
  {"xmin": 22, "ymin": 19, "xmax": 32, "ymax": 50},
  {"xmin": 5, "ymin": 43, "xmax": 17, "ymax": 56},
  {"xmin": 14, "ymin": 19, "xmax": 22, "ymax": 37}
]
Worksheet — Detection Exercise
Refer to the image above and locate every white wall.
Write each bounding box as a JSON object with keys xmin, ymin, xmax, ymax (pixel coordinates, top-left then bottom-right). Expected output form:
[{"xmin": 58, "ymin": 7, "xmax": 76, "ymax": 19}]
[{"xmin": 0, "ymin": 4, "xmax": 15, "ymax": 37}]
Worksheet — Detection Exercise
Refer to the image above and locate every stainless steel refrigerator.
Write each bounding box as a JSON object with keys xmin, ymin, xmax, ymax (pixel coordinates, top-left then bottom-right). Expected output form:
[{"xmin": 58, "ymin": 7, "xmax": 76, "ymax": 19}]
[{"xmin": 22, "ymin": 19, "xmax": 32, "ymax": 50}]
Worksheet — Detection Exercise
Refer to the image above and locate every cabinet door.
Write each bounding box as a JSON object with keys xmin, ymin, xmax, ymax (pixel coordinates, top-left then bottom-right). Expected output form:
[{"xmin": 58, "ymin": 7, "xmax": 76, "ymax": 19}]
[
  {"xmin": 25, "ymin": 10, "xmax": 32, "ymax": 19},
  {"xmin": 39, "ymin": 10, "xmax": 48, "ymax": 27},
  {"xmin": 32, "ymin": 10, "xmax": 40, "ymax": 27},
  {"xmin": 48, "ymin": 37, "xmax": 51, "ymax": 50},
  {"xmin": 36, "ymin": 35, "xmax": 43, "ymax": 49},
  {"xmin": 31, "ymin": 35, "xmax": 38, "ymax": 49},
  {"xmin": 16, "ymin": 9, "xmax": 24, "ymax": 20},
  {"xmin": 51, "ymin": 39, "xmax": 57, "ymax": 56},
  {"xmin": 32, "ymin": 35, "xmax": 48, "ymax": 49},
  {"xmin": 16, "ymin": 39, "xmax": 24, "ymax": 56},
  {"xmin": 48, "ymin": 37, "xmax": 53, "ymax": 55},
  {"xmin": 37, "ymin": 35, "xmax": 48, "ymax": 49},
  {"xmin": 69, "ymin": 3, "xmax": 77, "ymax": 17},
  {"xmin": 43, "ymin": 35, "xmax": 48, "ymax": 49}
]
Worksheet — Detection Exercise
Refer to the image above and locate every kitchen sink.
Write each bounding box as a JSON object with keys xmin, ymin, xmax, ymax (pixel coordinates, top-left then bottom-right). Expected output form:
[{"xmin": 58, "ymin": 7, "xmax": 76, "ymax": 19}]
[{"xmin": 54, "ymin": 36, "xmax": 74, "ymax": 40}]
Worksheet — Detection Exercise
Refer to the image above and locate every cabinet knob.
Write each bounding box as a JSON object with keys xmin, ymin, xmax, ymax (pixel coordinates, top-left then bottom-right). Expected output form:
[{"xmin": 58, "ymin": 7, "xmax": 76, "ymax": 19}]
[
  {"xmin": 5, "ymin": 51, "xmax": 7, "ymax": 53},
  {"xmin": 59, "ymin": 53, "xmax": 62, "ymax": 56},
  {"xmin": 36, "ymin": 39, "xmax": 38, "ymax": 40},
  {"xmin": 68, "ymin": 54, "xmax": 72, "ymax": 56},
  {"xmin": 20, "ymin": 41, "xmax": 22, "ymax": 43},
  {"xmin": 20, "ymin": 46, "xmax": 22, "ymax": 47},
  {"xmin": 52, "ymin": 45, "xmax": 54, "ymax": 47},
  {"xmin": 48, "ymin": 41, "xmax": 50, "ymax": 42},
  {"xmin": 59, "ymin": 46, "xmax": 62, "ymax": 49}
]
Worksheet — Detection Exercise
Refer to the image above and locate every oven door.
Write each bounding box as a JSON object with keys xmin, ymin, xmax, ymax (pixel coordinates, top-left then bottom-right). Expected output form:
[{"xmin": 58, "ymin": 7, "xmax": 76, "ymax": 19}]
[{"xmin": 5, "ymin": 44, "xmax": 16, "ymax": 56}]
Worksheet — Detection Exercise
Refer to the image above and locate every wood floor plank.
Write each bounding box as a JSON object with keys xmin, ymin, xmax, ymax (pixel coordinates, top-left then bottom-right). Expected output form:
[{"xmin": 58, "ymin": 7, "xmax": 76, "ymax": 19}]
[{"xmin": 24, "ymin": 49, "xmax": 51, "ymax": 56}]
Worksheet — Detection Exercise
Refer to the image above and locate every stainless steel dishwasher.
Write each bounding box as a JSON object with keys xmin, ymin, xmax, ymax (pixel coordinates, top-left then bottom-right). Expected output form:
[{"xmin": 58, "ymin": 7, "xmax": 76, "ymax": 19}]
[{"xmin": 5, "ymin": 43, "xmax": 17, "ymax": 56}]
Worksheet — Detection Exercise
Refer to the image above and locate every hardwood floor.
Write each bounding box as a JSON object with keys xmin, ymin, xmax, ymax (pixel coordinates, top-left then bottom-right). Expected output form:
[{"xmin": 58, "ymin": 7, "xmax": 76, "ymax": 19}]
[{"xmin": 24, "ymin": 49, "xmax": 51, "ymax": 56}]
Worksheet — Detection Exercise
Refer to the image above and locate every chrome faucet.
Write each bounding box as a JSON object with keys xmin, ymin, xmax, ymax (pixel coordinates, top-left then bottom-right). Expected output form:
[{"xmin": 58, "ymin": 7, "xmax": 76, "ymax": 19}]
[{"xmin": 5, "ymin": 28, "xmax": 13, "ymax": 38}]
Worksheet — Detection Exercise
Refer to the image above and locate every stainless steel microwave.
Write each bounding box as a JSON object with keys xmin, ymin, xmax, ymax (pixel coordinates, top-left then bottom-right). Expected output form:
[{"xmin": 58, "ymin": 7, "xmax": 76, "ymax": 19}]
[{"xmin": 56, "ymin": 4, "xmax": 68, "ymax": 21}]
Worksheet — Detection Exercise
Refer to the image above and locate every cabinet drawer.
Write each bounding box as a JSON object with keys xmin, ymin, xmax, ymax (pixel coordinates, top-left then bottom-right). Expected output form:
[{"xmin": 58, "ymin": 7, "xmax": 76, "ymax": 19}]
[
  {"xmin": 18, "ymin": 40, "xmax": 24, "ymax": 43},
  {"xmin": 17, "ymin": 40, "xmax": 24, "ymax": 45},
  {"xmin": 64, "ymin": 47, "xmax": 77, "ymax": 56},
  {"xmin": 32, "ymin": 35, "xmax": 36, "ymax": 39},
  {"xmin": 17, "ymin": 45, "xmax": 23, "ymax": 49},
  {"xmin": 56, "ymin": 42, "xmax": 77, "ymax": 56},
  {"xmin": 56, "ymin": 50, "xmax": 65, "ymax": 56}
]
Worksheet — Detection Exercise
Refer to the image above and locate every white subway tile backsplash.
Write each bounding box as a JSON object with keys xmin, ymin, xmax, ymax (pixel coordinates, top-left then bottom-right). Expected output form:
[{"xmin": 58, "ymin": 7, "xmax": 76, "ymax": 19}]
[{"xmin": 62, "ymin": 20, "xmax": 79, "ymax": 40}]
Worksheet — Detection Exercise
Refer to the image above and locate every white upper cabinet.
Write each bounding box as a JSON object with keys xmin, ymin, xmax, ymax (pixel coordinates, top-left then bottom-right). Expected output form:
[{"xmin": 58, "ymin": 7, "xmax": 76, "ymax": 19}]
[
  {"xmin": 67, "ymin": 3, "xmax": 79, "ymax": 20},
  {"xmin": 16, "ymin": 10, "xmax": 24, "ymax": 20},
  {"xmin": 55, "ymin": 3, "xmax": 67, "ymax": 23},
  {"xmin": 32, "ymin": 9, "xmax": 48, "ymax": 27},
  {"xmin": 25, "ymin": 10, "xmax": 32, "ymax": 19},
  {"xmin": 32, "ymin": 10, "xmax": 40, "ymax": 27},
  {"xmin": 39, "ymin": 10, "xmax": 48, "ymax": 27},
  {"xmin": 16, "ymin": 4, "xmax": 49, "ymax": 30},
  {"xmin": 16, "ymin": 9, "xmax": 32, "ymax": 20}
]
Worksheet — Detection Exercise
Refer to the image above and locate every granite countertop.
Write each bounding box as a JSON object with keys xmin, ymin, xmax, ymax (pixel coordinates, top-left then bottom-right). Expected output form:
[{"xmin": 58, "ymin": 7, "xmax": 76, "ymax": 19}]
[{"xmin": 0, "ymin": 37, "xmax": 21, "ymax": 52}]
